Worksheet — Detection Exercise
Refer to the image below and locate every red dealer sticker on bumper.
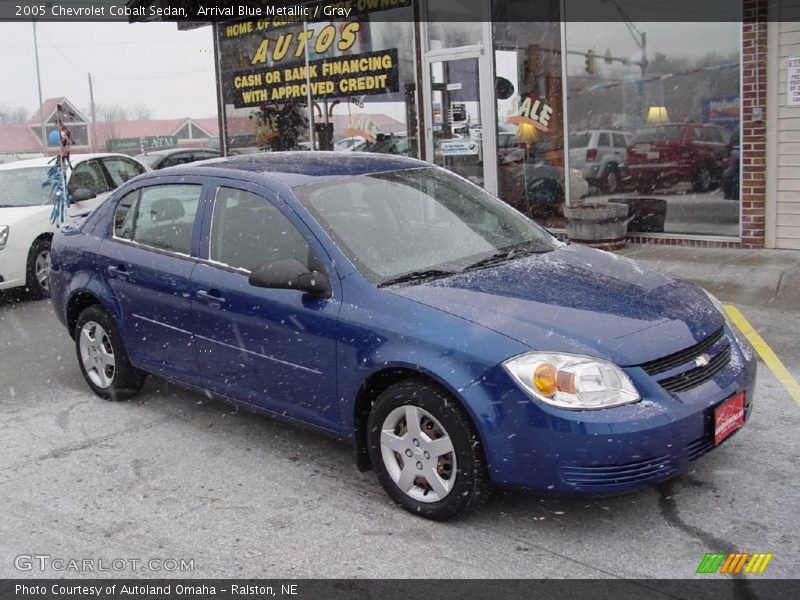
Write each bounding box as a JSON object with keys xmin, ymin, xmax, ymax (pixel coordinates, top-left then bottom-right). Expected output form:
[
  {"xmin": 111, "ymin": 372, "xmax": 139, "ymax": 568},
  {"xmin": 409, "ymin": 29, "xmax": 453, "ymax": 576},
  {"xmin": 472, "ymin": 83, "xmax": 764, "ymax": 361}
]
[{"xmin": 714, "ymin": 392, "xmax": 745, "ymax": 445}]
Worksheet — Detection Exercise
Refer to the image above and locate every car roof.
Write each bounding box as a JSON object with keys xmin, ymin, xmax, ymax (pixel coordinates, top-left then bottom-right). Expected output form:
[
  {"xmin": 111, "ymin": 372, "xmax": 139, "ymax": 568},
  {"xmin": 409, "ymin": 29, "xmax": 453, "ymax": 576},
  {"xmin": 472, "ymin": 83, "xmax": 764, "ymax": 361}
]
[
  {"xmin": 147, "ymin": 151, "xmax": 428, "ymax": 188},
  {"xmin": 136, "ymin": 148, "xmax": 218, "ymax": 158},
  {"xmin": 0, "ymin": 153, "xmax": 137, "ymax": 170}
]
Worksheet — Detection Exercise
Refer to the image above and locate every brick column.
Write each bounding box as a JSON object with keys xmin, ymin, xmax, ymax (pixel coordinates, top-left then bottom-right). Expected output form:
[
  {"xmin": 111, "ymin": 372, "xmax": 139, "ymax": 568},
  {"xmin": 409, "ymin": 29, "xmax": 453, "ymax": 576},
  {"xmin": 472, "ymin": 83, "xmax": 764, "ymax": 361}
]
[{"xmin": 741, "ymin": 0, "xmax": 768, "ymax": 248}]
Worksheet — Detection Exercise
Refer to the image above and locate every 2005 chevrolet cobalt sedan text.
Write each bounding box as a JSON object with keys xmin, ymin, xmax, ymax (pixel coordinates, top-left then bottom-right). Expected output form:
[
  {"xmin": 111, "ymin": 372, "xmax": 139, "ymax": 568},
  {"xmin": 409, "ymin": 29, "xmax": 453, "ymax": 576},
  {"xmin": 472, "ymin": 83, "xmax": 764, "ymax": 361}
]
[{"xmin": 50, "ymin": 153, "xmax": 756, "ymax": 520}]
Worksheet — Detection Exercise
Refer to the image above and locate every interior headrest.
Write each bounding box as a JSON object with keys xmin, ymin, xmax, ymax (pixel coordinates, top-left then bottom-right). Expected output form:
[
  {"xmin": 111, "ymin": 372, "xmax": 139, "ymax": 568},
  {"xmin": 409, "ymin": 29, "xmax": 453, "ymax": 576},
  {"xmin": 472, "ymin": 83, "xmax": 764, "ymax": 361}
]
[{"xmin": 149, "ymin": 197, "xmax": 185, "ymax": 222}]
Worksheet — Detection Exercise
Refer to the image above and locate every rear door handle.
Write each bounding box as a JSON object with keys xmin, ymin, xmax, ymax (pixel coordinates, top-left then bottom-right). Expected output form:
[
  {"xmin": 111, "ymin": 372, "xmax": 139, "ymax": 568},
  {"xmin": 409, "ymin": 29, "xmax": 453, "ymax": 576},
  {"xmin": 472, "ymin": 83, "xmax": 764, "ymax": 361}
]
[
  {"xmin": 196, "ymin": 289, "xmax": 226, "ymax": 309},
  {"xmin": 107, "ymin": 265, "xmax": 129, "ymax": 279}
]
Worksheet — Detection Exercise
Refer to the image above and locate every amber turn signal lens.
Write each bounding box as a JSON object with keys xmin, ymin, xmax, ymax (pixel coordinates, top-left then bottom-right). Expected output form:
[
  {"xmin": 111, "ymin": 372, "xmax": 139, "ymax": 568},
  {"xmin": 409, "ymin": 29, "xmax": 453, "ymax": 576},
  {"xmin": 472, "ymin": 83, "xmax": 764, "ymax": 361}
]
[{"xmin": 533, "ymin": 363, "xmax": 558, "ymax": 397}]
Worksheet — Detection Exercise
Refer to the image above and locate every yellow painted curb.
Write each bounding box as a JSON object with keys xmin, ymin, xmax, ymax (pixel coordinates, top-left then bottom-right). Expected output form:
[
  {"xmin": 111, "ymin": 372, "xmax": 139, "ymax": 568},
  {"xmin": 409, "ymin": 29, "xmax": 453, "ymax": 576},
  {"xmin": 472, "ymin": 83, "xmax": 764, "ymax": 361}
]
[{"xmin": 724, "ymin": 304, "xmax": 800, "ymax": 407}]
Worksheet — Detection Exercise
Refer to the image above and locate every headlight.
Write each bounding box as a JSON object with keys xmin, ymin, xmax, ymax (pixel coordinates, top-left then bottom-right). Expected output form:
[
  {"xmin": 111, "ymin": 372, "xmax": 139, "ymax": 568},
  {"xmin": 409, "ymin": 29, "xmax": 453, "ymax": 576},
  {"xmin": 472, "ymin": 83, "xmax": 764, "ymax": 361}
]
[
  {"xmin": 0, "ymin": 225, "xmax": 8, "ymax": 249},
  {"xmin": 702, "ymin": 289, "xmax": 753, "ymax": 360},
  {"xmin": 503, "ymin": 352, "xmax": 640, "ymax": 410}
]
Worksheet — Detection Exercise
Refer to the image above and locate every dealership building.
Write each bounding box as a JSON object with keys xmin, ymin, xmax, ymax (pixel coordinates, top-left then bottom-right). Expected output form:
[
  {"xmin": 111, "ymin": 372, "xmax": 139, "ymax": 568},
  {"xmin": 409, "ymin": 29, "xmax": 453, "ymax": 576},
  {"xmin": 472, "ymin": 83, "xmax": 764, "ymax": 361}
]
[{"xmin": 146, "ymin": 0, "xmax": 799, "ymax": 249}]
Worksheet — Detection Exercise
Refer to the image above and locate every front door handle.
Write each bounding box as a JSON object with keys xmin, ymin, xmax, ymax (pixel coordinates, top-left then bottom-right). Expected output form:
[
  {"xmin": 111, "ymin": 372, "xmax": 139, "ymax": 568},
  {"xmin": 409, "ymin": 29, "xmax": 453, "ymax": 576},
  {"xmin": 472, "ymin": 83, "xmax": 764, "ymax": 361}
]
[{"xmin": 196, "ymin": 289, "xmax": 226, "ymax": 309}]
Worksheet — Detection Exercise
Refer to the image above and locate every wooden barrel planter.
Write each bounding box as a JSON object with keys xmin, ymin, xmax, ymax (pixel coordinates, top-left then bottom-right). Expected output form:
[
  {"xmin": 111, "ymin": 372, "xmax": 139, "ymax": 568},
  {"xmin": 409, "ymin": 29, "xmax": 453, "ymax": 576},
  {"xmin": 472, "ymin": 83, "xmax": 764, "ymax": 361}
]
[{"xmin": 563, "ymin": 203, "xmax": 630, "ymax": 250}]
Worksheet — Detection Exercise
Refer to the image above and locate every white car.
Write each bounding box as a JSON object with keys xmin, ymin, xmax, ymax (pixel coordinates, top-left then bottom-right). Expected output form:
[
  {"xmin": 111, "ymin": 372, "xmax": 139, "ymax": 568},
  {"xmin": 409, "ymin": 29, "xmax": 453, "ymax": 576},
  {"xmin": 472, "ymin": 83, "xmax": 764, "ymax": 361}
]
[{"xmin": 0, "ymin": 153, "xmax": 148, "ymax": 298}]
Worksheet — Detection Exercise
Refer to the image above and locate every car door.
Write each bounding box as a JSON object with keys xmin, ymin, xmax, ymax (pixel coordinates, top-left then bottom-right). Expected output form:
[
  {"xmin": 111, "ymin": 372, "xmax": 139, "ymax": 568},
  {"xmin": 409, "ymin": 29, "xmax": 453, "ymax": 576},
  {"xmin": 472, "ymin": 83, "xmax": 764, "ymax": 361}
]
[
  {"xmin": 98, "ymin": 179, "xmax": 206, "ymax": 379},
  {"xmin": 190, "ymin": 181, "xmax": 341, "ymax": 431}
]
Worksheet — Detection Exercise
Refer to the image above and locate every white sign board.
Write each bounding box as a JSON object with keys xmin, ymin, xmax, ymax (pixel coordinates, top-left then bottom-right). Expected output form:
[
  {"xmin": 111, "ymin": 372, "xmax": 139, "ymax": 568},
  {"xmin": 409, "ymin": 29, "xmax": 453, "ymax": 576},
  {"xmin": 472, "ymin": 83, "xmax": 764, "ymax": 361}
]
[
  {"xmin": 788, "ymin": 57, "xmax": 800, "ymax": 107},
  {"xmin": 440, "ymin": 139, "xmax": 480, "ymax": 156}
]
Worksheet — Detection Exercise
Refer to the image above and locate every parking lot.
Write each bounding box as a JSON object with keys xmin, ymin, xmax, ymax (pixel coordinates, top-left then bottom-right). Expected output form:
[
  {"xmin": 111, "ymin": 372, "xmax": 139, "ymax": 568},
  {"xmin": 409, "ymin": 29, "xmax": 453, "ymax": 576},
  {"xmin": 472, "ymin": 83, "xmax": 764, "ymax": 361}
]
[{"xmin": 0, "ymin": 253, "xmax": 798, "ymax": 580}]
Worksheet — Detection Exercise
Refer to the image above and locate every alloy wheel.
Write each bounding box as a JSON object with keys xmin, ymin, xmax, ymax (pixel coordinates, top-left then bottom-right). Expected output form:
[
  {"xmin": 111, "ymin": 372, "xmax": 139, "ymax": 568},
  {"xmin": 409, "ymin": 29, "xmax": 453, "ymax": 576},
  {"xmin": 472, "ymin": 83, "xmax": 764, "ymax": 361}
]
[
  {"xmin": 35, "ymin": 250, "xmax": 50, "ymax": 291},
  {"xmin": 379, "ymin": 405, "xmax": 457, "ymax": 503},
  {"xmin": 78, "ymin": 321, "xmax": 116, "ymax": 389}
]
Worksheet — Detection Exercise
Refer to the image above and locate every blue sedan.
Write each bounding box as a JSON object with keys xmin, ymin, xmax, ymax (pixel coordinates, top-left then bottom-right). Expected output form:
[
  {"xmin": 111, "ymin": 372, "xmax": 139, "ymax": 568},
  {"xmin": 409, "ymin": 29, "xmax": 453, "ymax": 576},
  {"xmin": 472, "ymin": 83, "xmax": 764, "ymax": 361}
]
[{"xmin": 49, "ymin": 152, "xmax": 756, "ymax": 520}]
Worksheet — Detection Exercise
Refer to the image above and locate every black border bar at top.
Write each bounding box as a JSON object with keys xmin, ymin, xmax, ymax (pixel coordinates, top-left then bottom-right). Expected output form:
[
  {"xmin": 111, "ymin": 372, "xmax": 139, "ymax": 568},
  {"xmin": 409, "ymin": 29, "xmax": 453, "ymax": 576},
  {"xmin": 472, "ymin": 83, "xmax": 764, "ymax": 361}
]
[{"xmin": 0, "ymin": 0, "xmax": 765, "ymax": 23}]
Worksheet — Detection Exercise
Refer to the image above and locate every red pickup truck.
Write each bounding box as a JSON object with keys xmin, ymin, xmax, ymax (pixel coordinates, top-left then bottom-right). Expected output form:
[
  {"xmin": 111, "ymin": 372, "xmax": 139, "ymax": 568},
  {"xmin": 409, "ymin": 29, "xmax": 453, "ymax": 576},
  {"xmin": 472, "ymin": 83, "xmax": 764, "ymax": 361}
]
[{"xmin": 626, "ymin": 123, "xmax": 733, "ymax": 193}]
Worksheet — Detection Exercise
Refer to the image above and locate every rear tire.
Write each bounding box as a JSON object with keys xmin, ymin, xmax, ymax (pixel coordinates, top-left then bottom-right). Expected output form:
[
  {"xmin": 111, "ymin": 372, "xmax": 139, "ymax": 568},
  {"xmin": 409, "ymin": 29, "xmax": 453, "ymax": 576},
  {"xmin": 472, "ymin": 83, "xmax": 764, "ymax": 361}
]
[
  {"xmin": 367, "ymin": 379, "xmax": 492, "ymax": 520},
  {"xmin": 75, "ymin": 305, "xmax": 145, "ymax": 401},
  {"xmin": 25, "ymin": 237, "xmax": 51, "ymax": 300}
]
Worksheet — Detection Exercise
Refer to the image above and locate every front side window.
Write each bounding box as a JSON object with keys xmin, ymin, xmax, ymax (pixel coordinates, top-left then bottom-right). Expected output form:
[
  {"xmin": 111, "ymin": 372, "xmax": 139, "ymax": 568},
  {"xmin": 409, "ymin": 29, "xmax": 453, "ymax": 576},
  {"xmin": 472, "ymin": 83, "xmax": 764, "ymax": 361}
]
[
  {"xmin": 103, "ymin": 157, "xmax": 146, "ymax": 187},
  {"xmin": 69, "ymin": 160, "xmax": 110, "ymax": 196},
  {"xmin": 210, "ymin": 187, "xmax": 309, "ymax": 272},
  {"xmin": 114, "ymin": 184, "xmax": 201, "ymax": 255},
  {"xmin": 295, "ymin": 167, "xmax": 558, "ymax": 284},
  {"xmin": 113, "ymin": 190, "xmax": 140, "ymax": 239}
]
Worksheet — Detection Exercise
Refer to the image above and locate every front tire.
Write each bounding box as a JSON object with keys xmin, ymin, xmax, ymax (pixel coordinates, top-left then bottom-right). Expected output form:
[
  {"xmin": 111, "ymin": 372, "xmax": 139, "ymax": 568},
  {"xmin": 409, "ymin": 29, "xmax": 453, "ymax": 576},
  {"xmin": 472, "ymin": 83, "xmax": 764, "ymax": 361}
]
[
  {"xmin": 75, "ymin": 305, "xmax": 145, "ymax": 401},
  {"xmin": 602, "ymin": 166, "xmax": 621, "ymax": 194},
  {"xmin": 367, "ymin": 379, "xmax": 492, "ymax": 520},
  {"xmin": 25, "ymin": 237, "xmax": 51, "ymax": 299}
]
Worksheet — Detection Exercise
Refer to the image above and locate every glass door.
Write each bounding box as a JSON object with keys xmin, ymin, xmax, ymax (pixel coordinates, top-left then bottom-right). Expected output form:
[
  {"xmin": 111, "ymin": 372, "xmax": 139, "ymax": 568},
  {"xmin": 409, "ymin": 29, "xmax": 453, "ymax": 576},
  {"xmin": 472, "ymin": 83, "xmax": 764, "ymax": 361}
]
[{"xmin": 428, "ymin": 57, "xmax": 486, "ymax": 188}]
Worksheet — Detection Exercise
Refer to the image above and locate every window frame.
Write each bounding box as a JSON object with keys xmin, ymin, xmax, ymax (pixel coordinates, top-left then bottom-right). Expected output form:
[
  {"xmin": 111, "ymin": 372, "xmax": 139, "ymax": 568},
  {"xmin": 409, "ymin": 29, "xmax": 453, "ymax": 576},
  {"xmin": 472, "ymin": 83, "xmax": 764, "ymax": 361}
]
[{"xmin": 108, "ymin": 178, "xmax": 208, "ymax": 261}]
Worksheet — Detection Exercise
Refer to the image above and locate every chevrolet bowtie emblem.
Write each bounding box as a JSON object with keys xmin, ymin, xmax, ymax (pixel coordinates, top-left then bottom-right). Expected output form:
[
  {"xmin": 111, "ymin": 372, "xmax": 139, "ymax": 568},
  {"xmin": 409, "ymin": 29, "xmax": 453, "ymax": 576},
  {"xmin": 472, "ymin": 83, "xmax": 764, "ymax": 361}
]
[{"xmin": 695, "ymin": 353, "xmax": 711, "ymax": 368}]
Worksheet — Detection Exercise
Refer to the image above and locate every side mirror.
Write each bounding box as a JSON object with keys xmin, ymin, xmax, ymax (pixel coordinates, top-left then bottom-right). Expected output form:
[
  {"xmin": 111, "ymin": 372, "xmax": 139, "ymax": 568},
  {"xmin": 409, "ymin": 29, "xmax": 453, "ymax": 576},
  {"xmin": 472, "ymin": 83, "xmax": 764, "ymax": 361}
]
[
  {"xmin": 70, "ymin": 187, "xmax": 96, "ymax": 203},
  {"xmin": 248, "ymin": 258, "xmax": 332, "ymax": 299}
]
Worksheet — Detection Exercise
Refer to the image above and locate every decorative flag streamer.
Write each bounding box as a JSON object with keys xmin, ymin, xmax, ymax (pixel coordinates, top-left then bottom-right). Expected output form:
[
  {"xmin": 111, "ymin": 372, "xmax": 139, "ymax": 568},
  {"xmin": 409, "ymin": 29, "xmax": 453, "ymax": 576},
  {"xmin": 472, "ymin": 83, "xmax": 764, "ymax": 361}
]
[{"xmin": 43, "ymin": 103, "xmax": 75, "ymax": 227}]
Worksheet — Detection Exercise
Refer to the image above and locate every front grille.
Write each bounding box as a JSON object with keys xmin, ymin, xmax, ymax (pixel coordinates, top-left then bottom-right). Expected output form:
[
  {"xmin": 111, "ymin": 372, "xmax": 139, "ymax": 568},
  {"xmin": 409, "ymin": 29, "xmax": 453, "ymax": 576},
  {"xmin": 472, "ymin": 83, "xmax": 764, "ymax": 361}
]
[
  {"xmin": 687, "ymin": 435, "xmax": 716, "ymax": 462},
  {"xmin": 560, "ymin": 455, "xmax": 676, "ymax": 487},
  {"xmin": 658, "ymin": 347, "xmax": 732, "ymax": 393},
  {"xmin": 639, "ymin": 328, "xmax": 725, "ymax": 375}
]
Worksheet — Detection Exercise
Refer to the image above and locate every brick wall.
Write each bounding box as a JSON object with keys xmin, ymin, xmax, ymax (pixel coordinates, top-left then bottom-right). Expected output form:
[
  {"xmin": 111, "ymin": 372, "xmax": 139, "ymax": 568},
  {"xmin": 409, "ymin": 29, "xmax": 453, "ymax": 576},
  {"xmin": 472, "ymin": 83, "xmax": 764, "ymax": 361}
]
[{"xmin": 741, "ymin": 0, "xmax": 768, "ymax": 248}]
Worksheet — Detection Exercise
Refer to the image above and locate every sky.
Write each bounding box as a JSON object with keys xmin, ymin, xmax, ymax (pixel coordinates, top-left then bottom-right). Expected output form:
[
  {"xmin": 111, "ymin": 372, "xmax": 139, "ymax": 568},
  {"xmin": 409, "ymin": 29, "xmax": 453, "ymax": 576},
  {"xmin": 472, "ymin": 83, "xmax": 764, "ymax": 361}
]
[{"xmin": 0, "ymin": 21, "xmax": 216, "ymax": 120}]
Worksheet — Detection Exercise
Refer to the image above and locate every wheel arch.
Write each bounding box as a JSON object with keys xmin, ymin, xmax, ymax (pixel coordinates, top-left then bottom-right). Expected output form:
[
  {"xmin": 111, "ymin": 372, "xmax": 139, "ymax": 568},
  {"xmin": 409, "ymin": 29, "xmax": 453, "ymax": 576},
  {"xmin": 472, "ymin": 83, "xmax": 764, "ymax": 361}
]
[
  {"xmin": 352, "ymin": 366, "xmax": 486, "ymax": 473},
  {"xmin": 66, "ymin": 289, "xmax": 115, "ymax": 340}
]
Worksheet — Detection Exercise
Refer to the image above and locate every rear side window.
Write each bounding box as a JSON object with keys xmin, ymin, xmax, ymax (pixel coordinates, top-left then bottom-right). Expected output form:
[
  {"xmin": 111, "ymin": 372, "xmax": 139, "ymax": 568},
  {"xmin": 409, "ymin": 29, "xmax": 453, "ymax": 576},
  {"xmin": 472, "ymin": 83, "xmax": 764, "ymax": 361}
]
[
  {"xmin": 597, "ymin": 133, "xmax": 611, "ymax": 147},
  {"xmin": 103, "ymin": 157, "xmax": 146, "ymax": 187},
  {"xmin": 113, "ymin": 184, "xmax": 201, "ymax": 255},
  {"xmin": 613, "ymin": 133, "xmax": 627, "ymax": 148},
  {"xmin": 210, "ymin": 187, "xmax": 309, "ymax": 272}
]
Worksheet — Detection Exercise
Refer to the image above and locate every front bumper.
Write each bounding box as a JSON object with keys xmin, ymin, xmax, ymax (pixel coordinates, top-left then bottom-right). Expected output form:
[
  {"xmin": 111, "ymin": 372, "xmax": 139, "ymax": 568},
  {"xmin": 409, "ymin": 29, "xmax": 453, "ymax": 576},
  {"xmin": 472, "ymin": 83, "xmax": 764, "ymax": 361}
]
[
  {"xmin": 465, "ymin": 327, "xmax": 757, "ymax": 495},
  {"xmin": 0, "ymin": 245, "xmax": 28, "ymax": 290}
]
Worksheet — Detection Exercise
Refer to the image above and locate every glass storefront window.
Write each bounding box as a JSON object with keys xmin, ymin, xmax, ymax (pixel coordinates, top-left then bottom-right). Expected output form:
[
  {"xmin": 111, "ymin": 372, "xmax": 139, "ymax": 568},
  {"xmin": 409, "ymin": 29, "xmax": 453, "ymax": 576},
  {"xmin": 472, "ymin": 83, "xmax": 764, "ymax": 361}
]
[
  {"xmin": 564, "ymin": 3, "xmax": 742, "ymax": 237},
  {"xmin": 493, "ymin": 4, "xmax": 566, "ymax": 227},
  {"xmin": 216, "ymin": 2, "xmax": 417, "ymax": 159}
]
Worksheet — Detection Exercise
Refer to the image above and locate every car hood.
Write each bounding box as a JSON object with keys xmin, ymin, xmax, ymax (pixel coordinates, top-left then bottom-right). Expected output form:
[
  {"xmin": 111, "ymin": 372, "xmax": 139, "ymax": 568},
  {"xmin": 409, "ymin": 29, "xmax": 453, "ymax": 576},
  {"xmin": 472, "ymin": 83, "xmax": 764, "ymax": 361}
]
[
  {"xmin": 390, "ymin": 244, "xmax": 723, "ymax": 366},
  {"xmin": 0, "ymin": 205, "xmax": 50, "ymax": 225}
]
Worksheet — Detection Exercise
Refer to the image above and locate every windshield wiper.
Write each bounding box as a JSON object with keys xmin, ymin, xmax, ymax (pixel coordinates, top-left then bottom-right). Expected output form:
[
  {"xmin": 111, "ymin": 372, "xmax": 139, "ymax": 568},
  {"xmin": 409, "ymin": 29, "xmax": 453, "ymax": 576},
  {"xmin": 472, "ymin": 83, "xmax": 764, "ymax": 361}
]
[
  {"xmin": 463, "ymin": 241, "xmax": 554, "ymax": 271},
  {"xmin": 378, "ymin": 269, "xmax": 457, "ymax": 288}
]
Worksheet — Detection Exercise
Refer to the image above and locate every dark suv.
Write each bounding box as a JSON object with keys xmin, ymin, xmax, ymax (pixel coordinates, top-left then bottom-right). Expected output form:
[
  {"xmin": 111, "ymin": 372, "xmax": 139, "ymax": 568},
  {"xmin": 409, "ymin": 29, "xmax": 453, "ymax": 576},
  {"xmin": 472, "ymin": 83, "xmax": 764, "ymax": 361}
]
[{"xmin": 626, "ymin": 123, "xmax": 732, "ymax": 193}]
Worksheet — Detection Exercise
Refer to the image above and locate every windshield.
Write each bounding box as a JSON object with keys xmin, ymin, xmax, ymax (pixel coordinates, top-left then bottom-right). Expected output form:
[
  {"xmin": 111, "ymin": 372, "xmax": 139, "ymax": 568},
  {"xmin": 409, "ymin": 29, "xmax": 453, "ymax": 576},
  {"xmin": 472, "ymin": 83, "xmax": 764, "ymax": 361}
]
[
  {"xmin": 0, "ymin": 166, "xmax": 53, "ymax": 207},
  {"xmin": 294, "ymin": 167, "xmax": 559, "ymax": 285},
  {"xmin": 569, "ymin": 132, "xmax": 591, "ymax": 148},
  {"xmin": 135, "ymin": 154, "xmax": 161, "ymax": 167},
  {"xmin": 633, "ymin": 125, "xmax": 685, "ymax": 144}
]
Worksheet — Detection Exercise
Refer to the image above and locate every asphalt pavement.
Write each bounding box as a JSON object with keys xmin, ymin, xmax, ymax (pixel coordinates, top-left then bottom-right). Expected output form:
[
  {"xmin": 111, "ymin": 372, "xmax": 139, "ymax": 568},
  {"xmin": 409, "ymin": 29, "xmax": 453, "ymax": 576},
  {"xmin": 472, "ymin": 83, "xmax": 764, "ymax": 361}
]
[{"xmin": 0, "ymin": 246, "xmax": 798, "ymax": 580}]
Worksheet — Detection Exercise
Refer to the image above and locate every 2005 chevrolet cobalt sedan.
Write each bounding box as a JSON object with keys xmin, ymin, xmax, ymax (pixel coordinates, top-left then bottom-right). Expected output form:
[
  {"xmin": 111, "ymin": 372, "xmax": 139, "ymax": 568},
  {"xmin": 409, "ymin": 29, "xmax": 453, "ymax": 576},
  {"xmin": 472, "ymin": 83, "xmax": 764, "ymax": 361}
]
[{"xmin": 50, "ymin": 153, "xmax": 756, "ymax": 520}]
